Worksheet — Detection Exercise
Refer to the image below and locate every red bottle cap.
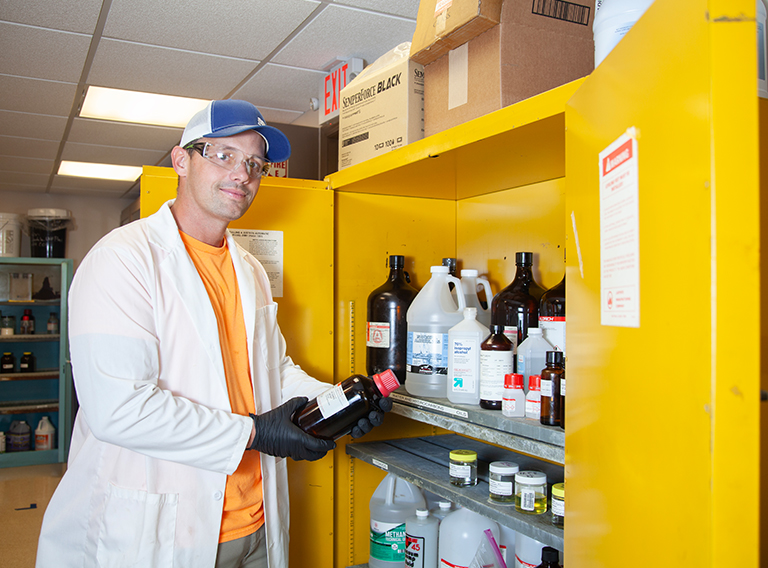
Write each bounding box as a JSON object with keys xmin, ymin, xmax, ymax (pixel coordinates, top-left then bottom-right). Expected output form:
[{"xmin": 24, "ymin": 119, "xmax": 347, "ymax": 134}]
[
  {"xmin": 372, "ymin": 369, "xmax": 400, "ymax": 397},
  {"xmin": 528, "ymin": 374, "xmax": 541, "ymax": 391},
  {"xmin": 504, "ymin": 373, "xmax": 524, "ymax": 389}
]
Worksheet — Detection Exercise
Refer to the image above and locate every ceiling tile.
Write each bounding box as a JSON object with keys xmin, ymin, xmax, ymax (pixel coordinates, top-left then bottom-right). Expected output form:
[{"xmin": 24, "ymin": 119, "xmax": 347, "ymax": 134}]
[
  {"xmin": 0, "ymin": 172, "xmax": 49, "ymax": 187},
  {"xmin": 0, "ymin": 155, "xmax": 54, "ymax": 175},
  {"xmin": 272, "ymin": 4, "xmax": 417, "ymax": 69},
  {"xmin": 88, "ymin": 39, "xmax": 259, "ymax": 100},
  {"xmin": 0, "ymin": 23, "xmax": 91, "ymax": 82},
  {"xmin": 0, "ymin": 135, "xmax": 59, "ymax": 160},
  {"xmin": 0, "ymin": 0, "xmax": 103, "ymax": 34},
  {"xmin": 103, "ymin": 0, "xmax": 320, "ymax": 60},
  {"xmin": 0, "ymin": 110, "xmax": 68, "ymax": 141},
  {"xmin": 333, "ymin": 0, "xmax": 419, "ymax": 19},
  {"xmin": 260, "ymin": 108, "xmax": 305, "ymax": 125},
  {"xmin": 69, "ymin": 118, "xmax": 183, "ymax": 152},
  {"xmin": 0, "ymin": 75, "xmax": 78, "ymax": 116},
  {"xmin": 61, "ymin": 142, "xmax": 167, "ymax": 168},
  {"xmin": 51, "ymin": 175, "xmax": 137, "ymax": 195},
  {"xmin": 0, "ymin": 182, "xmax": 48, "ymax": 194},
  {"xmin": 233, "ymin": 64, "xmax": 325, "ymax": 113}
]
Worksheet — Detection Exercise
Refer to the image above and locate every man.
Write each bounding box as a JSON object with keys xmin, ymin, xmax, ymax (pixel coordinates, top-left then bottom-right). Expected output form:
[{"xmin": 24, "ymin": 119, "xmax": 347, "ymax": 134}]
[{"xmin": 36, "ymin": 100, "xmax": 389, "ymax": 568}]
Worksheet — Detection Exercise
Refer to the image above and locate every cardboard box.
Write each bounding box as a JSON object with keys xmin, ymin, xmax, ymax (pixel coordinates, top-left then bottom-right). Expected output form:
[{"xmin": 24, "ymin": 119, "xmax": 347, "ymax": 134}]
[
  {"xmin": 338, "ymin": 58, "xmax": 424, "ymax": 170},
  {"xmin": 424, "ymin": 0, "xmax": 596, "ymax": 137},
  {"xmin": 410, "ymin": 0, "xmax": 504, "ymax": 66}
]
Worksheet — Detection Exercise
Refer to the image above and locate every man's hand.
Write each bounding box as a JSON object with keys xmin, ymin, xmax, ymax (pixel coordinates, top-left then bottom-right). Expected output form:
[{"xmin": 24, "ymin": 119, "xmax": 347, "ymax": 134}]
[
  {"xmin": 249, "ymin": 397, "xmax": 336, "ymax": 461},
  {"xmin": 350, "ymin": 397, "xmax": 393, "ymax": 439}
]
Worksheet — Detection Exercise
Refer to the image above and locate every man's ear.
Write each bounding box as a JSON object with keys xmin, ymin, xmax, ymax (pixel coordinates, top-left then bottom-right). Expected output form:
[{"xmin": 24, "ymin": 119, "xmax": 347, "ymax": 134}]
[{"xmin": 170, "ymin": 146, "xmax": 189, "ymax": 177}]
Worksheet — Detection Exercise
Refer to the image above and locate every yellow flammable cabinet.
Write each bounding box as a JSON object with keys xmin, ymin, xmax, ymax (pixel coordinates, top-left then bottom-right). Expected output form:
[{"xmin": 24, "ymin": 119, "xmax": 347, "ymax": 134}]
[{"xmin": 140, "ymin": 0, "xmax": 762, "ymax": 565}]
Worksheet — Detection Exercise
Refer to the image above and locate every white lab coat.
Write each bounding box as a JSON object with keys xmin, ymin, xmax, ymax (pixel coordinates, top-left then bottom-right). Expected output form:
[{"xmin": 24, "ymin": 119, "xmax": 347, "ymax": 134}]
[{"xmin": 36, "ymin": 200, "xmax": 329, "ymax": 568}]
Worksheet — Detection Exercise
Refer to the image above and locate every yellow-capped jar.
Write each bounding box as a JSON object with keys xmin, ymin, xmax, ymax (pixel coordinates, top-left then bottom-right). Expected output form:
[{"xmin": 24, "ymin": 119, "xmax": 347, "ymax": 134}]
[
  {"xmin": 449, "ymin": 449, "xmax": 478, "ymax": 487},
  {"xmin": 551, "ymin": 482, "xmax": 565, "ymax": 527}
]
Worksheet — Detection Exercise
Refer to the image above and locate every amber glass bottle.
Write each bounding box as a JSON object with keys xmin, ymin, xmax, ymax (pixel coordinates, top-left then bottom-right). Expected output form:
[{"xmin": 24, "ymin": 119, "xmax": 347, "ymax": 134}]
[
  {"xmin": 479, "ymin": 325, "xmax": 513, "ymax": 410},
  {"xmin": 539, "ymin": 276, "xmax": 565, "ymax": 354},
  {"xmin": 491, "ymin": 252, "xmax": 541, "ymax": 355},
  {"xmin": 540, "ymin": 351, "xmax": 564, "ymax": 427},
  {"xmin": 366, "ymin": 255, "xmax": 418, "ymax": 384}
]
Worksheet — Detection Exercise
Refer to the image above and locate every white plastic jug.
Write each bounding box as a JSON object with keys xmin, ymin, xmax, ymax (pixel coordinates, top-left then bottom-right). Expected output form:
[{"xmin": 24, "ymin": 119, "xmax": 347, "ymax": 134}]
[
  {"xmin": 406, "ymin": 266, "xmax": 466, "ymax": 398},
  {"xmin": 35, "ymin": 416, "xmax": 55, "ymax": 451},
  {"xmin": 515, "ymin": 533, "xmax": 562, "ymax": 568},
  {"xmin": 447, "ymin": 307, "xmax": 489, "ymax": 405},
  {"xmin": 516, "ymin": 328, "xmax": 553, "ymax": 392},
  {"xmin": 593, "ymin": 0, "xmax": 655, "ymax": 67},
  {"xmin": 438, "ymin": 506, "xmax": 500, "ymax": 568},
  {"xmin": 405, "ymin": 509, "xmax": 438, "ymax": 568},
  {"xmin": 370, "ymin": 473, "xmax": 427, "ymax": 568},
  {"xmin": 459, "ymin": 269, "xmax": 492, "ymax": 328}
]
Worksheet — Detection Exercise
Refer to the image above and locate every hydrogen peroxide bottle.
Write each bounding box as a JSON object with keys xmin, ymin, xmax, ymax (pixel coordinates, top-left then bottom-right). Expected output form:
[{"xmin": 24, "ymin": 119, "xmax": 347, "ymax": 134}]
[
  {"xmin": 370, "ymin": 473, "xmax": 426, "ymax": 568},
  {"xmin": 447, "ymin": 307, "xmax": 489, "ymax": 405},
  {"xmin": 293, "ymin": 370, "xmax": 400, "ymax": 440},
  {"xmin": 366, "ymin": 255, "xmax": 419, "ymax": 384},
  {"xmin": 406, "ymin": 266, "xmax": 466, "ymax": 398}
]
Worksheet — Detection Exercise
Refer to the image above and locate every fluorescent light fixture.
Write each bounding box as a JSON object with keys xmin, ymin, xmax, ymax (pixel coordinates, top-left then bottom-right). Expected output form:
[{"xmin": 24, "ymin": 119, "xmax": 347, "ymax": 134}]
[
  {"xmin": 80, "ymin": 86, "xmax": 210, "ymax": 128},
  {"xmin": 58, "ymin": 161, "xmax": 143, "ymax": 181}
]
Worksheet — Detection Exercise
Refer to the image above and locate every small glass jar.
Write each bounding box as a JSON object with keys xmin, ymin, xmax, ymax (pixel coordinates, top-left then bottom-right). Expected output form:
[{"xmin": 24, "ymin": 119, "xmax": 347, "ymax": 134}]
[
  {"xmin": 449, "ymin": 449, "xmax": 478, "ymax": 487},
  {"xmin": 551, "ymin": 482, "xmax": 565, "ymax": 528},
  {"xmin": 488, "ymin": 461, "xmax": 519, "ymax": 504},
  {"xmin": 515, "ymin": 470, "xmax": 548, "ymax": 514},
  {"xmin": 1, "ymin": 315, "xmax": 15, "ymax": 336}
]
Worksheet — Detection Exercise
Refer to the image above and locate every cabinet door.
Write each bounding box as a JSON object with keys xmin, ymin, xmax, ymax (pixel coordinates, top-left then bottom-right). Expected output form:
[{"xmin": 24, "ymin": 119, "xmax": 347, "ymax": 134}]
[{"xmin": 565, "ymin": 0, "xmax": 759, "ymax": 566}]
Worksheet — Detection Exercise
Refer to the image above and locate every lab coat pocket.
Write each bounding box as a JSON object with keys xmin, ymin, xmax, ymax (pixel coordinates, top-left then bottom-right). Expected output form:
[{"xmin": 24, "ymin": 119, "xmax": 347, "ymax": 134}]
[
  {"xmin": 255, "ymin": 303, "xmax": 281, "ymax": 370},
  {"xmin": 96, "ymin": 484, "xmax": 178, "ymax": 568}
]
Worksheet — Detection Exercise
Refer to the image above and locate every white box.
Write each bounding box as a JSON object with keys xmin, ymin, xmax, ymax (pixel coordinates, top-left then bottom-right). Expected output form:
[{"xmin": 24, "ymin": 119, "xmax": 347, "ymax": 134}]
[{"xmin": 338, "ymin": 58, "xmax": 424, "ymax": 170}]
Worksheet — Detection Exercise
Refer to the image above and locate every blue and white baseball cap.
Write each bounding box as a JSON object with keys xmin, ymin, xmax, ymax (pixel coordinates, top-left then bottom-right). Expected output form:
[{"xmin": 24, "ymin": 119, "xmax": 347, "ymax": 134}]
[{"xmin": 180, "ymin": 99, "xmax": 291, "ymax": 163}]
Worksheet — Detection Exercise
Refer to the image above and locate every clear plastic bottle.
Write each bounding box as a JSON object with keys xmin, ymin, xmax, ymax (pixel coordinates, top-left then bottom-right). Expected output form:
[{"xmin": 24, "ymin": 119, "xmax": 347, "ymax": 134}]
[
  {"xmin": 293, "ymin": 369, "xmax": 400, "ymax": 440},
  {"xmin": 479, "ymin": 325, "xmax": 513, "ymax": 410},
  {"xmin": 459, "ymin": 269, "xmax": 492, "ymax": 328},
  {"xmin": 502, "ymin": 373, "xmax": 526, "ymax": 418},
  {"xmin": 447, "ymin": 307, "xmax": 489, "ymax": 405},
  {"xmin": 516, "ymin": 327, "xmax": 552, "ymax": 392},
  {"xmin": 367, "ymin": 255, "xmax": 419, "ymax": 385},
  {"xmin": 406, "ymin": 266, "xmax": 466, "ymax": 398},
  {"xmin": 438, "ymin": 506, "xmax": 500, "ymax": 568},
  {"xmin": 525, "ymin": 375, "xmax": 542, "ymax": 420},
  {"xmin": 405, "ymin": 509, "xmax": 438, "ymax": 568},
  {"xmin": 430, "ymin": 500, "xmax": 453, "ymax": 522},
  {"xmin": 370, "ymin": 473, "xmax": 426, "ymax": 568}
]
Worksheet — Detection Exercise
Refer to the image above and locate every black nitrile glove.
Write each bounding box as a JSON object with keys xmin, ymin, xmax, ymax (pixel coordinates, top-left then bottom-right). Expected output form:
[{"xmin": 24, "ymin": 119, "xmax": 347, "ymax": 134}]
[
  {"xmin": 249, "ymin": 397, "xmax": 336, "ymax": 461},
  {"xmin": 350, "ymin": 397, "xmax": 393, "ymax": 439}
]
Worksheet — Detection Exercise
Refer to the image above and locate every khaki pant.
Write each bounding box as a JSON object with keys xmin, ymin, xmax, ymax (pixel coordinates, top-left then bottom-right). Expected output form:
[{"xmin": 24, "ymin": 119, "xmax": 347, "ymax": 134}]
[{"xmin": 215, "ymin": 525, "xmax": 268, "ymax": 568}]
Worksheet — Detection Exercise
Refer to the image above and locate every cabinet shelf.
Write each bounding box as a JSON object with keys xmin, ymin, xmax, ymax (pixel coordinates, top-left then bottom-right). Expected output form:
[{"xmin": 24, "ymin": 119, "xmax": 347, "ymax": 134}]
[
  {"xmin": 390, "ymin": 390, "xmax": 564, "ymax": 464},
  {"xmin": 0, "ymin": 449, "xmax": 59, "ymax": 468},
  {"xmin": 347, "ymin": 434, "xmax": 564, "ymax": 550},
  {"xmin": 0, "ymin": 399, "xmax": 58, "ymax": 414},
  {"xmin": 0, "ymin": 300, "xmax": 60, "ymax": 306},
  {"xmin": 0, "ymin": 369, "xmax": 59, "ymax": 381},
  {"xmin": 0, "ymin": 334, "xmax": 60, "ymax": 342}
]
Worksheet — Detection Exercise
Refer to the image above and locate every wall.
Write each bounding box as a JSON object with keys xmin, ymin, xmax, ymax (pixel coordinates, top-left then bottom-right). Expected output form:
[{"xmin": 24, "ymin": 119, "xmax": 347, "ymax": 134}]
[
  {"xmin": 274, "ymin": 123, "xmax": 320, "ymax": 180},
  {"xmin": 0, "ymin": 190, "xmax": 134, "ymax": 270}
]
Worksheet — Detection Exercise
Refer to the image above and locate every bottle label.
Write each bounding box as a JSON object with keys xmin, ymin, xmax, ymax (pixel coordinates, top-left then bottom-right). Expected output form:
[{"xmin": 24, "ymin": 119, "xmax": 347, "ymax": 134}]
[
  {"xmin": 552, "ymin": 497, "xmax": 565, "ymax": 517},
  {"xmin": 521, "ymin": 488, "xmax": 536, "ymax": 511},
  {"xmin": 371, "ymin": 520, "xmax": 406, "ymax": 562},
  {"xmin": 366, "ymin": 322, "xmax": 390, "ymax": 348},
  {"xmin": 502, "ymin": 394, "xmax": 522, "ymax": 415},
  {"xmin": 407, "ymin": 331, "xmax": 449, "ymax": 375},
  {"xmin": 405, "ymin": 534, "xmax": 425, "ymax": 568},
  {"xmin": 541, "ymin": 379, "xmax": 553, "ymax": 398},
  {"xmin": 449, "ymin": 337, "xmax": 478, "ymax": 393},
  {"xmin": 35, "ymin": 434, "xmax": 52, "ymax": 450},
  {"xmin": 515, "ymin": 554, "xmax": 538, "ymax": 568},
  {"xmin": 440, "ymin": 560, "xmax": 469, "ymax": 568},
  {"xmin": 525, "ymin": 396, "xmax": 541, "ymax": 419},
  {"xmin": 502, "ymin": 326, "xmax": 518, "ymax": 354},
  {"xmin": 539, "ymin": 317, "xmax": 566, "ymax": 354},
  {"xmin": 561, "ymin": 378, "xmax": 566, "ymax": 396},
  {"xmin": 449, "ymin": 463, "xmax": 471, "ymax": 478},
  {"xmin": 490, "ymin": 479, "xmax": 513, "ymax": 496},
  {"xmin": 47, "ymin": 322, "xmax": 58, "ymax": 333},
  {"xmin": 316, "ymin": 384, "xmax": 349, "ymax": 419},
  {"xmin": 2, "ymin": 364, "xmax": 12, "ymax": 370},
  {"xmin": 479, "ymin": 351, "xmax": 512, "ymax": 401}
]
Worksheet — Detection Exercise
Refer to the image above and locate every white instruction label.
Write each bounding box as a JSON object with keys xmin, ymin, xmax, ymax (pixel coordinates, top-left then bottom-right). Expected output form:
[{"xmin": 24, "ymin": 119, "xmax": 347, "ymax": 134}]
[
  {"xmin": 316, "ymin": 384, "xmax": 349, "ymax": 419},
  {"xmin": 367, "ymin": 322, "xmax": 391, "ymax": 348}
]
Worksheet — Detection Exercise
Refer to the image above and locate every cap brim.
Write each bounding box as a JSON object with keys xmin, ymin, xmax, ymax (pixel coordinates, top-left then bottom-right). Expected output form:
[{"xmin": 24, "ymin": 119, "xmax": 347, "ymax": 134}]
[{"xmin": 207, "ymin": 124, "xmax": 291, "ymax": 163}]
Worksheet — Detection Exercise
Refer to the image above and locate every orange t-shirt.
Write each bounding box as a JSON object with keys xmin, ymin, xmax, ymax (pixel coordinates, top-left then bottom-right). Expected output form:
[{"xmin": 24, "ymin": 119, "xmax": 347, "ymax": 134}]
[{"xmin": 181, "ymin": 232, "xmax": 264, "ymax": 543}]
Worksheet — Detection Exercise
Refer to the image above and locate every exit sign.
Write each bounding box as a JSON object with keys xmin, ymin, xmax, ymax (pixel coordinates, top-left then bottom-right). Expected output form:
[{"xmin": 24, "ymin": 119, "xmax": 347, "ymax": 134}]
[{"xmin": 320, "ymin": 58, "xmax": 364, "ymax": 124}]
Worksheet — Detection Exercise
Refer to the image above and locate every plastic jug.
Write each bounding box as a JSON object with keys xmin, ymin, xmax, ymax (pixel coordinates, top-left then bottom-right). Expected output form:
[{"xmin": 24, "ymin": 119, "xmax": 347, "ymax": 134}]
[
  {"xmin": 593, "ymin": 0, "xmax": 655, "ymax": 67},
  {"xmin": 406, "ymin": 266, "xmax": 466, "ymax": 398},
  {"xmin": 438, "ymin": 506, "xmax": 500, "ymax": 568},
  {"xmin": 515, "ymin": 533, "xmax": 562, "ymax": 568},
  {"xmin": 459, "ymin": 269, "xmax": 492, "ymax": 328},
  {"xmin": 8, "ymin": 420, "xmax": 31, "ymax": 452},
  {"xmin": 430, "ymin": 500, "xmax": 453, "ymax": 522},
  {"xmin": 35, "ymin": 416, "xmax": 56, "ymax": 451},
  {"xmin": 370, "ymin": 473, "xmax": 427, "ymax": 568},
  {"xmin": 405, "ymin": 509, "xmax": 438, "ymax": 568},
  {"xmin": 447, "ymin": 307, "xmax": 489, "ymax": 405},
  {"xmin": 516, "ymin": 327, "xmax": 553, "ymax": 392}
]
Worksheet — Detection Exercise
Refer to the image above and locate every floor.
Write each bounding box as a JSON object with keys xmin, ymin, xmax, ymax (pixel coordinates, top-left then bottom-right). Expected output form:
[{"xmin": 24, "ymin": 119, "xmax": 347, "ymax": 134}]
[{"xmin": 0, "ymin": 462, "xmax": 64, "ymax": 568}]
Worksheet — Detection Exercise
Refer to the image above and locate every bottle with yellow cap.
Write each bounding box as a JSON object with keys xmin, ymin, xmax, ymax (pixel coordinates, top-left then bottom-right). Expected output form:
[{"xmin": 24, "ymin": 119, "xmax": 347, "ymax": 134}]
[
  {"xmin": 551, "ymin": 482, "xmax": 565, "ymax": 528},
  {"xmin": 449, "ymin": 449, "xmax": 477, "ymax": 487}
]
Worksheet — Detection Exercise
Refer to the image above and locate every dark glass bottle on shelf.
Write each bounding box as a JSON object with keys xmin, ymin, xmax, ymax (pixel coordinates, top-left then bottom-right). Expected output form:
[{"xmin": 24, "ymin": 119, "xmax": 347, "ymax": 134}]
[
  {"xmin": 366, "ymin": 255, "xmax": 418, "ymax": 385},
  {"xmin": 20, "ymin": 352, "xmax": 35, "ymax": 373},
  {"xmin": 539, "ymin": 276, "xmax": 565, "ymax": 354},
  {"xmin": 293, "ymin": 370, "xmax": 400, "ymax": 440},
  {"xmin": 1, "ymin": 352, "xmax": 15, "ymax": 373},
  {"xmin": 20, "ymin": 309, "xmax": 35, "ymax": 335},
  {"xmin": 540, "ymin": 351, "xmax": 564, "ymax": 427},
  {"xmin": 491, "ymin": 252, "xmax": 540, "ymax": 355},
  {"xmin": 479, "ymin": 325, "xmax": 513, "ymax": 410},
  {"xmin": 535, "ymin": 546, "xmax": 562, "ymax": 568}
]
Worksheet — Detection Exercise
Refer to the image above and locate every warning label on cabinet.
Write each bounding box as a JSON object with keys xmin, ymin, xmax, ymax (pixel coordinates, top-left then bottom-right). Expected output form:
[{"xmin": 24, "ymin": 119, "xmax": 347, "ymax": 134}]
[{"xmin": 599, "ymin": 130, "xmax": 640, "ymax": 327}]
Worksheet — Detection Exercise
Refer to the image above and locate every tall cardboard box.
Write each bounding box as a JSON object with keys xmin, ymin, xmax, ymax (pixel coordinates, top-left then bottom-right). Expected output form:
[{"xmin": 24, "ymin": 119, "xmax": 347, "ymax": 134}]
[
  {"xmin": 410, "ymin": 0, "xmax": 504, "ymax": 66},
  {"xmin": 338, "ymin": 58, "xmax": 424, "ymax": 170},
  {"xmin": 424, "ymin": 0, "xmax": 596, "ymax": 136}
]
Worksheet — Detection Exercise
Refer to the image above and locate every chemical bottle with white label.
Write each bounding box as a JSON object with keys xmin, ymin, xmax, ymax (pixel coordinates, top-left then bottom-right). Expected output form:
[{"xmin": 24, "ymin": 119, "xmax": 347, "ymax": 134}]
[
  {"xmin": 592, "ymin": 0, "xmax": 655, "ymax": 67},
  {"xmin": 35, "ymin": 416, "xmax": 55, "ymax": 450},
  {"xmin": 516, "ymin": 533, "xmax": 547, "ymax": 568},
  {"xmin": 370, "ymin": 473, "xmax": 426, "ymax": 568},
  {"xmin": 7, "ymin": 420, "xmax": 31, "ymax": 452},
  {"xmin": 540, "ymin": 352, "xmax": 564, "ymax": 427},
  {"xmin": 438, "ymin": 506, "xmax": 500, "ymax": 568},
  {"xmin": 430, "ymin": 500, "xmax": 453, "ymax": 522},
  {"xmin": 405, "ymin": 508, "xmax": 438, "ymax": 568},
  {"xmin": 479, "ymin": 325, "xmax": 513, "ymax": 410},
  {"xmin": 515, "ymin": 327, "xmax": 552, "ymax": 392},
  {"xmin": 525, "ymin": 375, "xmax": 542, "ymax": 420},
  {"xmin": 293, "ymin": 369, "xmax": 400, "ymax": 440},
  {"xmin": 406, "ymin": 266, "xmax": 466, "ymax": 398},
  {"xmin": 491, "ymin": 252, "xmax": 542, "ymax": 359},
  {"xmin": 502, "ymin": 373, "xmax": 526, "ymax": 418},
  {"xmin": 367, "ymin": 255, "xmax": 419, "ymax": 384},
  {"xmin": 459, "ymin": 269, "xmax": 492, "ymax": 328},
  {"xmin": 539, "ymin": 276, "xmax": 565, "ymax": 355},
  {"xmin": 447, "ymin": 307, "xmax": 489, "ymax": 405}
]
